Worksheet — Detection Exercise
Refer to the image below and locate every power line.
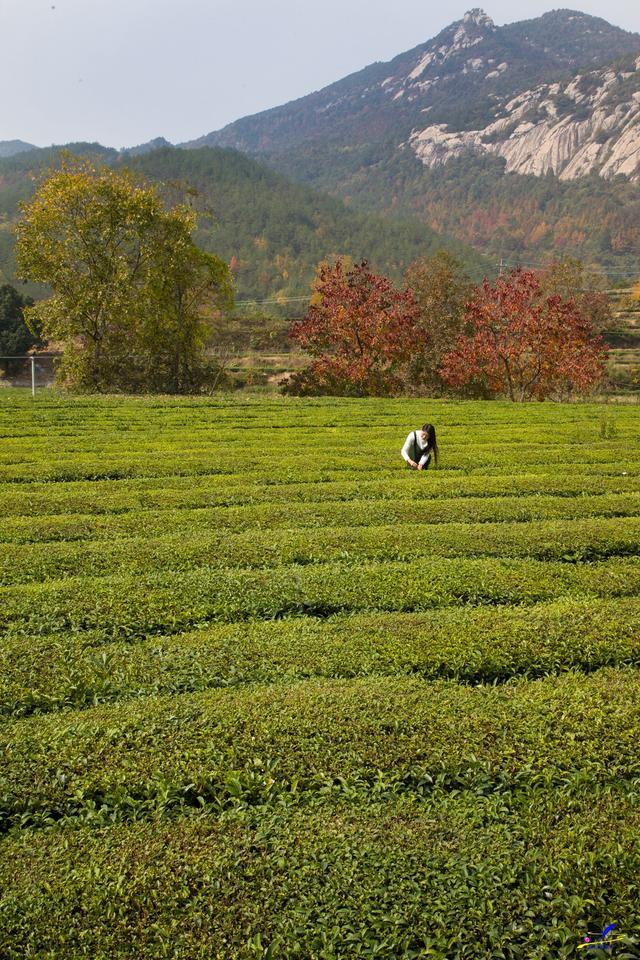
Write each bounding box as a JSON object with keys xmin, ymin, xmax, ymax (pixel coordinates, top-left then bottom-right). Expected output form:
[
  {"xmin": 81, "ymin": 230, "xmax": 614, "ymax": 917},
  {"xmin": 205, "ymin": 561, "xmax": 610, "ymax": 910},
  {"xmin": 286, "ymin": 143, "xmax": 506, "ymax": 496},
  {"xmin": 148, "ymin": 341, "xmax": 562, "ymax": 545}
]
[
  {"xmin": 230, "ymin": 261, "xmax": 638, "ymax": 309},
  {"xmin": 234, "ymin": 296, "xmax": 311, "ymax": 306},
  {"xmin": 501, "ymin": 257, "xmax": 638, "ymax": 280}
]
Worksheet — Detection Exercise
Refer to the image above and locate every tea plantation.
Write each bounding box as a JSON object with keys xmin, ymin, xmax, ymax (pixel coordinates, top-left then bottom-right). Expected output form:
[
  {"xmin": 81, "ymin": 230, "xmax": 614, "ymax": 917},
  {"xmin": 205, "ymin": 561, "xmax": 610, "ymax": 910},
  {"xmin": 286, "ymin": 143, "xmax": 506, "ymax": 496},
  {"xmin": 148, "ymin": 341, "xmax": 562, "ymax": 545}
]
[{"xmin": 1, "ymin": 391, "xmax": 639, "ymax": 959}]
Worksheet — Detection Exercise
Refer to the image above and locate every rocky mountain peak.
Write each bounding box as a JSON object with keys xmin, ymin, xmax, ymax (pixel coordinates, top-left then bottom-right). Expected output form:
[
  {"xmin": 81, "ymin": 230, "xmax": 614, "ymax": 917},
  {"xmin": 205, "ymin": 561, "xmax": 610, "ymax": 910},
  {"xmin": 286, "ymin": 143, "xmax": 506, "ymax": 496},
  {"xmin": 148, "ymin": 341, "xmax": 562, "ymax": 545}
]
[
  {"xmin": 445, "ymin": 8, "xmax": 496, "ymax": 52},
  {"xmin": 187, "ymin": 6, "xmax": 640, "ymax": 176},
  {"xmin": 396, "ymin": 7, "xmax": 497, "ymax": 88},
  {"xmin": 463, "ymin": 9, "xmax": 495, "ymax": 30}
]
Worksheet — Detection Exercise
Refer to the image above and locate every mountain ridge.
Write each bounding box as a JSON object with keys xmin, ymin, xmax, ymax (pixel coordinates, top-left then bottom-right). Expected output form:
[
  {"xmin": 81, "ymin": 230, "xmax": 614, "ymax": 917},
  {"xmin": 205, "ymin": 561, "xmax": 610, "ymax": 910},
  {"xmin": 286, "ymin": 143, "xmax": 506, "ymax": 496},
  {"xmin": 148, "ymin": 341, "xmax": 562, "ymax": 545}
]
[
  {"xmin": 0, "ymin": 140, "xmax": 39, "ymax": 158},
  {"xmin": 176, "ymin": 8, "xmax": 640, "ymax": 276},
  {"xmin": 2, "ymin": 9, "xmax": 640, "ymax": 277},
  {"xmin": 183, "ymin": 8, "xmax": 640, "ymax": 159}
]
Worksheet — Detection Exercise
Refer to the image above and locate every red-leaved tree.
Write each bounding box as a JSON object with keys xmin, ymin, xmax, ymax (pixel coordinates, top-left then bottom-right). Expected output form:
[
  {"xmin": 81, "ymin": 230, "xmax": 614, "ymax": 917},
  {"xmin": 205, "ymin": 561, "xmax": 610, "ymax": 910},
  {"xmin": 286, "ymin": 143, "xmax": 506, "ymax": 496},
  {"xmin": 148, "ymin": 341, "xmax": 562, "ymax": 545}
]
[
  {"xmin": 284, "ymin": 260, "xmax": 425, "ymax": 396},
  {"xmin": 439, "ymin": 269, "xmax": 607, "ymax": 401}
]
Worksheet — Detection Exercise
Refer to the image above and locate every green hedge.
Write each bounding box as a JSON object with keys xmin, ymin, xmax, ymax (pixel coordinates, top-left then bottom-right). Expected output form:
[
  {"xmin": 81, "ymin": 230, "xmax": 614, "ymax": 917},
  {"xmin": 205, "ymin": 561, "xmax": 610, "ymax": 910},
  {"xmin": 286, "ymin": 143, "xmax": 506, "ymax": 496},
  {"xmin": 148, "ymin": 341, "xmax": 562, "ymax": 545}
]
[
  {"xmin": 3, "ymin": 472, "xmax": 640, "ymax": 521},
  {"xmin": 1, "ymin": 450, "xmax": 637, "ymax": 484},
  {"xmin": 1, "ymin": 787, "xmax": 639, "ymax": 959},
  {"xmin": 3, "ymin": 669, "xmax": 640, "ymax": 829},
  {"xmin": 2, "ymin": 490, "xmax": 639, "ymax": 545},
  {"xmin": 2, "ymin": 557, "xmax": 640, "ymax": 640},
  {"xmin": 3, "ymin": 515, "xmax": 640, "ymax": 585},
  {"xmin": 3, "ymin": 598, "xmax": 639, "ymax": 718}
]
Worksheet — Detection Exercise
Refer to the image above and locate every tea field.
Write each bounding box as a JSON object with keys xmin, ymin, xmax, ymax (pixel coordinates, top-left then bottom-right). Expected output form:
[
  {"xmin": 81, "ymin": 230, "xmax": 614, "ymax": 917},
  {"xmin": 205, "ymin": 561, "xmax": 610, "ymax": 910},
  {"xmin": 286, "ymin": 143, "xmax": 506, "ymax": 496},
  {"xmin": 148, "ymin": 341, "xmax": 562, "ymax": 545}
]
[{"xmin": 1, "ymin": 391, "xmax": 639, "ymax": 959}]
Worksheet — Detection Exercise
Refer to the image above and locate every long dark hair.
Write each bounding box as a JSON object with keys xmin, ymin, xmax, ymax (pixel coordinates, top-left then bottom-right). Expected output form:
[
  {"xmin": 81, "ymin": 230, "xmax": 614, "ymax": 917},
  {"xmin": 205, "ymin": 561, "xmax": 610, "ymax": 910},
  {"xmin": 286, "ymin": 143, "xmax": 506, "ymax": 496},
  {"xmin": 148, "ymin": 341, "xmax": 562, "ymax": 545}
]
[{"xmin": 422, "ymin": 423, "xmax": 438, "ymax": 468}]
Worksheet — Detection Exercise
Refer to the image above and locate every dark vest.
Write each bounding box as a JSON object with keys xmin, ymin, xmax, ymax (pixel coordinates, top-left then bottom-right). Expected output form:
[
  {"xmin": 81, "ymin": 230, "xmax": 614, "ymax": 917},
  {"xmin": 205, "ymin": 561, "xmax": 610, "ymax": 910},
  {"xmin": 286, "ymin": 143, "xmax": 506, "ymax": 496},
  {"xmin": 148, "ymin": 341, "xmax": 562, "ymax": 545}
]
[{"xmin": 410, "ymin": 431, "xmax": 431, "ymax": 466}]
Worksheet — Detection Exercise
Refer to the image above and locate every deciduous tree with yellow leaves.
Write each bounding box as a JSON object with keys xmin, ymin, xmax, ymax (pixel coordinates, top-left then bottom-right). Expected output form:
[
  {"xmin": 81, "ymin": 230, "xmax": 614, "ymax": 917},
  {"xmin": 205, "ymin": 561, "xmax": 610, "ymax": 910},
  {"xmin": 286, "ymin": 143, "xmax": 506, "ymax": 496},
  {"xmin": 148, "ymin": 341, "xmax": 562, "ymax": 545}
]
[{"xmin": 16, "ymin": 156, "xmax": 233, "ymax": 392}]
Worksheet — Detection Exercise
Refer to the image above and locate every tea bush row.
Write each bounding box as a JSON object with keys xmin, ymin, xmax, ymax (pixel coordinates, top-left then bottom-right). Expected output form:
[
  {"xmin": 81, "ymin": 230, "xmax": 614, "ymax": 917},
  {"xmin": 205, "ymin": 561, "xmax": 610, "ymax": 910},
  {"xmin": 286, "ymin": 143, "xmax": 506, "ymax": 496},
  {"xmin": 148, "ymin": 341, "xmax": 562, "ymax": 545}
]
[
  {"xmin": 2, "ymin": 490, "xmax": 639, "ymax": 545},
  {"xmin": 3, "ymin": 668, "xmax": 640, "ymax": 832},
  {"xmin": 3, "ymin": 515, "xmax": 640, "ymax": 586},
  {"xmin": 3, "ymin": 472, "xmax": 639, "ymax": 520},
  {"xmin": 2, "ymin": 598, "xmax": 639, "ymax": 718},
  {"xmin": 1, "ymin": 786, "xmax": 639, "ymax": 959},
  {"xmin": 0, "ymin": 446, "xmax": 637, "ymax": 484},
  {"xmin": 2, "ymin": 557, "xmax": 640, "ymax": 641}
]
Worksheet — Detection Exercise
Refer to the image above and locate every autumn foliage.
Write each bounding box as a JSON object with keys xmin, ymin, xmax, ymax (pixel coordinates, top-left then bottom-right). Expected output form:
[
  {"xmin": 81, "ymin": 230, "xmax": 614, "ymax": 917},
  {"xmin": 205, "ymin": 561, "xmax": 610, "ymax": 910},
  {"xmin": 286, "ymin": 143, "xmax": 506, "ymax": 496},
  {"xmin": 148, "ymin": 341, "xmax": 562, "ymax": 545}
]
[
  {"xmin": 439, "ymin": 269, "xmax": 607, "ymax": 401},
  {"xmin": 285, "ymin": 260, "xmax": 424, "ymax": 396},
  {"xmin": 286, "ymin": 259, "xmax": 608, "ymax": 400}
]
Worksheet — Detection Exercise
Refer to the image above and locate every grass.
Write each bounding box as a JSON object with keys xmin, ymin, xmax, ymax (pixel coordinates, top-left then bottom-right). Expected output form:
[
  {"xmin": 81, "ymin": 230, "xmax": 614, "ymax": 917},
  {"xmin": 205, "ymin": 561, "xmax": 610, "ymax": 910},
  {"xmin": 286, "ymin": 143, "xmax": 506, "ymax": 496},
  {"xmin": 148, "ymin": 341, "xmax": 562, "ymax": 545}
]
[{"xmin": 0, "ymin": 389, "xmax": 639, "ymax": 959}]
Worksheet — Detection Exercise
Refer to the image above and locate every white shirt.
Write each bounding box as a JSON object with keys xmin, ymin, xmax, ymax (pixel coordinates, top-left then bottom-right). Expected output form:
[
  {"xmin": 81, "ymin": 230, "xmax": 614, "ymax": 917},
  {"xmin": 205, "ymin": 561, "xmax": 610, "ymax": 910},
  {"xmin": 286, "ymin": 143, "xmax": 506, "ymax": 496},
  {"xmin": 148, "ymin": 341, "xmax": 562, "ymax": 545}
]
[{"xmin": 401, "ymin": 430, "xmax": 432, "ymax": 467}]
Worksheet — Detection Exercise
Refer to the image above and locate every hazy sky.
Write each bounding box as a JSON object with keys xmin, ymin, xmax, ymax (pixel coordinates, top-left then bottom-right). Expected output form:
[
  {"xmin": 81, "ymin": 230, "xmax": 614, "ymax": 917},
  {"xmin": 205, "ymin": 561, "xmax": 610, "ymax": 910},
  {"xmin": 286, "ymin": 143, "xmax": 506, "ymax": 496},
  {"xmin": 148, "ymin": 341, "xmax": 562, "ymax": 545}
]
[{"xmin": 2, "ymin": 0, "xmax": 639, "ymax": 149}]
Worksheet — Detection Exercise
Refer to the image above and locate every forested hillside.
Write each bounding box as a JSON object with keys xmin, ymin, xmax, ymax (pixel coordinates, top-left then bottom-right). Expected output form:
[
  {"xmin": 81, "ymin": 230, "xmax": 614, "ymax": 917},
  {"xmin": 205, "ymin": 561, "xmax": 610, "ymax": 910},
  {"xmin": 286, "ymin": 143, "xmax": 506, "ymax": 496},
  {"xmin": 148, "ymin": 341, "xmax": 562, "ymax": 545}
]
[
  {"xmin": 0, "ymin": 146, "xmax": 488, "ymax": 303},
  {"xmin": 0, "ymin": 140, "xmax": 38, "ymax": 159},
  {"xmin": 310, "ymin": 151, "xmax": 640, "ymax": 280}
]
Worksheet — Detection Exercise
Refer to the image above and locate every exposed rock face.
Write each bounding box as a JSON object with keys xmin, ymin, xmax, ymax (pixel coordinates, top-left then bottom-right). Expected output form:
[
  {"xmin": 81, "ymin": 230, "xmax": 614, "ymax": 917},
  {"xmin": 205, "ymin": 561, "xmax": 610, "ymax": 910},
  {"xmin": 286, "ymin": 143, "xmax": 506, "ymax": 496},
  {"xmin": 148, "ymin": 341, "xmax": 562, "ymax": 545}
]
[
  {"xmin": 409, "ymin": 57, "xmax": 640, "ymax": 181},
  {"xmin": 379, "ymin": 8, "xmax": 497, "ymax": 101}
]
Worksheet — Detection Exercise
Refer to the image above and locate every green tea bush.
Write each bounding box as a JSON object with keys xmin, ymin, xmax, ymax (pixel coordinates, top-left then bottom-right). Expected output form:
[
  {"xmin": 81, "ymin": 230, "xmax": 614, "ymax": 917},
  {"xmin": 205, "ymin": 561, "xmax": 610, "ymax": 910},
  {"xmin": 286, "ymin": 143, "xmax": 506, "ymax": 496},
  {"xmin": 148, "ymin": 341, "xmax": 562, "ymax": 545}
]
[
  {"xmin": 3, "ymin": 515, "xmax": 640, "ymax": 584},
  {"xmin": 3, "ymin": 597, "xmax": 639, "ymax": 717},
  {"xmin": 1, "ymin": 787, "xmax": 639, "ymax": 959},
  {"xmin": 2, "ymin": 472, "xmax": 639, "ymax": 520},
  {"xmin": 2, "ymin": 557, "xmax": 640, "ymax": 639},
  {"xmin": 2, "ymin": 669, "xmax": 640, "ymax": 829},
  {"xmin": 2, "ymin": 490, "xmax": 639, "ymax": 546},
  {"xmin": 1, "ymin": 392, "xmax": 639, "ymax": 959}
]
